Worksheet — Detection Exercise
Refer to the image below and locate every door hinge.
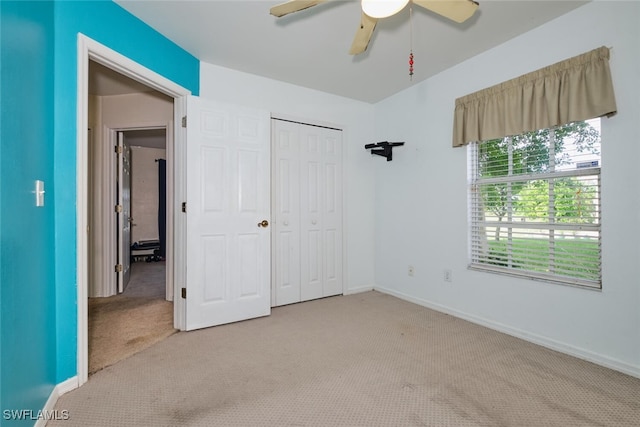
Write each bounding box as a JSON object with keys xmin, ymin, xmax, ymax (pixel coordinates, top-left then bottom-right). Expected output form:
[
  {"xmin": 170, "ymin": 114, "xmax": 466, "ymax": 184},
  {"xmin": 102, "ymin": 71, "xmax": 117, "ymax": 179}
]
[
  {"xmin": 181, "ymin": 287, "xmax": 187, "ymax": 299},
  {"xmin": 181, "ymin": 116, "xmax": 187, "ymax": 128},
  {"xmin": 115, "ymin": 204, "xmax": 123, "ymax": 213},
  {"xmin": 115, "ymin": 264, "xmax": 123, "ymax": 273},
  {"xmin": 115, "ymin": 145, "xmax": 123, "ymax": 154},
  {"xmin": 182, "ymin": 202, "xmax": 187, "ymax": 213}
]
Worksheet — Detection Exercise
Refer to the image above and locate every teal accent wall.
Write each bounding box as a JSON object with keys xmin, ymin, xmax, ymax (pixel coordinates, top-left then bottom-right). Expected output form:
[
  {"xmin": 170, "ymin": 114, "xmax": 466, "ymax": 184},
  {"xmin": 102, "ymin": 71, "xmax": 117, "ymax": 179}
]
[
  {"xmin": 1, "ymin": 0, "xmax": 198, "ymax": 421},
  {"xmin": 0, "ymin": 0, "xmax": 3, "ymax": 417},
  {"xmin": 53, "ymin": 1, "xmax": 199, "ymax": 382},
  {"xmin": 0, "ymin": 0, "xmax": 2, "ymax": 414},
  {"xmin": 1, "ymin": 1, "xmax": 57, "ymax": 424}
]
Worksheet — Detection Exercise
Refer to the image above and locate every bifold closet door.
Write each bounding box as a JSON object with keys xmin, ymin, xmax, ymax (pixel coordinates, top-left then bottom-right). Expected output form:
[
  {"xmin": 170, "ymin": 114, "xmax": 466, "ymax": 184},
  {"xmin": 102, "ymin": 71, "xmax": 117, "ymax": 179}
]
[
  {"xmin": 299, "ymin": 123, "xmax": 343, "ymax": 302},
  {"xmin": 273, "ymin": 120, "xmax": 302, "ymax": 305},
  {"xmin": 272, "ymin": 119, "xmax": 343, "ymax": 306}
]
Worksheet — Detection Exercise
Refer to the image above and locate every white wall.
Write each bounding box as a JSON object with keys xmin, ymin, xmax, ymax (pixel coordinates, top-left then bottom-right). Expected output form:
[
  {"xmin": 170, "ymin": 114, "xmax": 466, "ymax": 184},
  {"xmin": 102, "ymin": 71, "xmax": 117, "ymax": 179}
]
[
  {"xmin": 372, "ymin": 1, "xmax": 640, "ymax": 376},
  {"xmin": 130, "ymin": 146, "xmax": 166, "ymax": 244},
  {"xmin": 199, "ymin": 64, "xmax": 377, "ymax": 293}
]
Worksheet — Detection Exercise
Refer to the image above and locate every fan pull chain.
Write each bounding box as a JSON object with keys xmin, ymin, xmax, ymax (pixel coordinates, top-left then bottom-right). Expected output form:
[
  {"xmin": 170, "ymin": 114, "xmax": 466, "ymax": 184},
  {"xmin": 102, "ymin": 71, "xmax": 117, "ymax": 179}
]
[
  {"xmin": 409, "ymin": 4, "xmax": 414, "ymax": 80},
  {"xmin": 409, "ymin": 52, "xmax": 414, "ymax": 80}
]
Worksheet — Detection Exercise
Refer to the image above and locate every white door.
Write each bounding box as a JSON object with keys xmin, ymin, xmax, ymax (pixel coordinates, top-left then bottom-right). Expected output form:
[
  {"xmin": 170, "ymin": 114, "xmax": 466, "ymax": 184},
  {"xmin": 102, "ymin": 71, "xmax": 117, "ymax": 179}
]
[
  {"xmin": 185, "ymin": 96, "xmax": 271, "ymax": 331},
  {"xmin": 272, "ymin": 119, "xmax": 343, "ymax": 306},
  {"xmin": 301, "ymin": 123, "xmax": 343, "ymax": 301},
  {"xmin": 117, "ymin": 132, "xmax": 132, "ymax": 293},
  {"xmin": 272, "ymin": 121, "xmax": 301, "ymax": 305}
]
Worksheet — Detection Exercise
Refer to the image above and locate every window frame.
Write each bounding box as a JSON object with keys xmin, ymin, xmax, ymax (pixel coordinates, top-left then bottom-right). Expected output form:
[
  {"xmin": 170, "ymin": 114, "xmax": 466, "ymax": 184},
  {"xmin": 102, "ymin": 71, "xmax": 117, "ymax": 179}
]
[{"xmin": 468, "ymin": 123, "xmax": 602, "ymax": 290}]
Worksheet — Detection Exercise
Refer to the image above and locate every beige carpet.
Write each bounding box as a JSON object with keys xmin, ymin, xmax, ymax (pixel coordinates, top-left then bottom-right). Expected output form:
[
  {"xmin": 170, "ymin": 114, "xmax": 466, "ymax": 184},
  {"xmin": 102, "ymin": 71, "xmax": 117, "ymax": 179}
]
[
  {"xmin": 88, "ymin": 295, "xmax": 175, "ymax": 374},
  {"xmin": 55, "ymin": 291, "xmax": 640, "ymax": 426},
  {"xmin": 88, "ymin": 261, "xmax": 176, "ymax": 374}
]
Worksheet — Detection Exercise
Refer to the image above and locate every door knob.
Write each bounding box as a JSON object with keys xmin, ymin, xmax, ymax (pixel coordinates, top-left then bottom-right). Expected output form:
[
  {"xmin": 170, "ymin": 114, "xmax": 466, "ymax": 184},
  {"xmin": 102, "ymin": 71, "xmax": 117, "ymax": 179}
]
[{"xmin": 258, "ymin": 219, "xmax": 269, "ymax": 228}]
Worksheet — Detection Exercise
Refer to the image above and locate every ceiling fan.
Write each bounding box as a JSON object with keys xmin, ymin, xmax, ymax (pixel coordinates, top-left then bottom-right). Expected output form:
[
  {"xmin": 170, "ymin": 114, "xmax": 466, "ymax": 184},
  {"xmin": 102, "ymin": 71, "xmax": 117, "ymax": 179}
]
[{"xmin": 270, "ymin": 0, "xmax": 479, "ymax": 55}]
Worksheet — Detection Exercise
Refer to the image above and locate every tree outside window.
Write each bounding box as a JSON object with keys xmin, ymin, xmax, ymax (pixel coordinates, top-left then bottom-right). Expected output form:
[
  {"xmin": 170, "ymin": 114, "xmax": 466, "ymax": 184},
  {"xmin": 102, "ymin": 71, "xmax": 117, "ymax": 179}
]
[{"xmin": 470, "ymin": 119, "xmax": 602, "ymax": 287}]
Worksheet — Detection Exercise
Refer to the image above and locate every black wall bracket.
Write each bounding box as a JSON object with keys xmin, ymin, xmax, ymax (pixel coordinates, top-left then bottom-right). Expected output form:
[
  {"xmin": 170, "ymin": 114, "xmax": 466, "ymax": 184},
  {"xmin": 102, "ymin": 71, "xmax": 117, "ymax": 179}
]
[{"xmin": 364, "ymin": 141, "xmax": 405, "ymax": 161}]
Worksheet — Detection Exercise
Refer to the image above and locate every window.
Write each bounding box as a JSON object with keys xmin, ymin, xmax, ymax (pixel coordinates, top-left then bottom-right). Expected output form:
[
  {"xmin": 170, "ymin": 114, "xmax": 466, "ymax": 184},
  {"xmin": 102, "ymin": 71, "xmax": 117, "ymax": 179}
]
[{"xmin": 468, "ymin": 119, "xmax": 602, "ymax": 289}]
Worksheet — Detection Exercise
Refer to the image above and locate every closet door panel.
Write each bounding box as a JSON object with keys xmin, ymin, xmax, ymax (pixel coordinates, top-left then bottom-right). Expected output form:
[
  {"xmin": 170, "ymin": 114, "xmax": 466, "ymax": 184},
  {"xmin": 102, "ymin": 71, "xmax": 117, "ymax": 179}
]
[
  {"xmin": 272, "ymin": 119, "xmax": 343, "ymax": 306},
  {"xmin": 300, "ymin": 131, "xmax": 324, "ymax": 302},
  {"xmin": 322, "ymin": 130, "xmax": 343, "ymax": 297},
  {"xmin": 272, "ymin": 122, "xmax": 301, "ymax": 306}
]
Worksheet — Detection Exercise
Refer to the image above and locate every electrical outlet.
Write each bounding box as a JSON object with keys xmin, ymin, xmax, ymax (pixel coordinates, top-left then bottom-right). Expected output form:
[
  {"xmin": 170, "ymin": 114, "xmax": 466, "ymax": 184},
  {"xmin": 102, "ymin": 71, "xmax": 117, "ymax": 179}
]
[
  {"xmin": 408, "ymin": 265, "xmax": 415, "ymax": 277},
  {"xmin": 444, "ymin": 269, "xmax": 452, "ymax": 282}
]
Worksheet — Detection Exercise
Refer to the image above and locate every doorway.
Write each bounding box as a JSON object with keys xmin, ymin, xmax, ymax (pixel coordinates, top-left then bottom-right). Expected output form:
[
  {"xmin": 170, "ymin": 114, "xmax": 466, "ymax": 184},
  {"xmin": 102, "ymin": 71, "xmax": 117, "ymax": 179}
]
[
  {"xmin": 87, "ymin": 69, "xmax": 175, "ymax": 374},
  {"xmin": 121, "ymin": 128, "xmax": 169, "ymax": 294},
  {"xmin": 78, "ymin": 35, "xmax": 190, "ymax": 385},
  {"xmin": 87, "ymin": 60, "xmax": 175, "ymax": 299}
]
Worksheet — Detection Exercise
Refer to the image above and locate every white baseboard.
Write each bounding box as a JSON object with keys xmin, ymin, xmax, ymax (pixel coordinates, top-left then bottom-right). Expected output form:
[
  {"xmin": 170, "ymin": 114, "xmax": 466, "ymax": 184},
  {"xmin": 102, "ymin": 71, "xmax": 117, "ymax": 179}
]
[
  {"xmin": 55, "ymin": 376, "xmax": 79, "ymax": 396},
  {"xmin": 375, "ymin": 286, "xmax": 640, "ymax": 379},
  {"xmin": 343, "ymin": 285, "xmax": 374, "ymax": 295},
  {"xmin": 36, "ymin": 376, "xmax": 78, "ymax": 427}
]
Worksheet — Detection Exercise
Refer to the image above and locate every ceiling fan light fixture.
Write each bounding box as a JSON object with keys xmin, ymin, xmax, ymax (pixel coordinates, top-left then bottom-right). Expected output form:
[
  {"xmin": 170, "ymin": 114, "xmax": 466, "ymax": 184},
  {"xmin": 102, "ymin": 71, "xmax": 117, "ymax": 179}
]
[{"xmin": 361, "ymin": 0, "xmax": 410, "ymax": 19}]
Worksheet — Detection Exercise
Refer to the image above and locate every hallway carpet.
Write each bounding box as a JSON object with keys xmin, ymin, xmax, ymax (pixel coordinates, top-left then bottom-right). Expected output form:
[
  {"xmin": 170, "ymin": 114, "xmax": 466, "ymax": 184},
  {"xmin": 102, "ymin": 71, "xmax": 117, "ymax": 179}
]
[
  {"xmin": 88, "ymin": 261, "xmax": 175, "ymax": 374},
  {"xmin": 57, "ymin": 291, "xmax": 640, "ymax": 426}
]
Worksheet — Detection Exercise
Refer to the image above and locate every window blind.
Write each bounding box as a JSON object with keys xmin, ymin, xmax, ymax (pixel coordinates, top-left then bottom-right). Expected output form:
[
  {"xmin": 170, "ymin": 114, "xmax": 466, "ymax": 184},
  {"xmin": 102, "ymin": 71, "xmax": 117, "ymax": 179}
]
[{"xmin": 469, "ymin": 121, "xmax": 602, "ymax": 288}]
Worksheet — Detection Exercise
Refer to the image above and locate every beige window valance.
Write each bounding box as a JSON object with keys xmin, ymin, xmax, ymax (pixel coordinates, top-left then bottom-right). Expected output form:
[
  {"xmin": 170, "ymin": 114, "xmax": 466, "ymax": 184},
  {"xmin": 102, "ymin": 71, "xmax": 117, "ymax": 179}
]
[{"xmin": 452, "ymin": 46, "xmax": 617, "ymax": 147}]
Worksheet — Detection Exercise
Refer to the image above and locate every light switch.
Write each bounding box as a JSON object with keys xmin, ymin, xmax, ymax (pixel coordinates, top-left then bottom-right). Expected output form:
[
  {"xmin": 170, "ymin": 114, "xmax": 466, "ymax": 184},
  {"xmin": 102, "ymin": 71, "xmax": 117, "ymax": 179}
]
[{"xmin": 35, "ymin": 180, "xmax": 45, "ymax": 207}]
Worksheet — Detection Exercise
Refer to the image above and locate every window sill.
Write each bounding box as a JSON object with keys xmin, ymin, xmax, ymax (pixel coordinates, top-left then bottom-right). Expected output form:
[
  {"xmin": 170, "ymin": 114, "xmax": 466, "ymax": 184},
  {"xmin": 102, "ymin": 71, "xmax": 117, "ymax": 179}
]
[{"xmin": 467, "ymin": 263, "xmax": 602, "ymax": 291}]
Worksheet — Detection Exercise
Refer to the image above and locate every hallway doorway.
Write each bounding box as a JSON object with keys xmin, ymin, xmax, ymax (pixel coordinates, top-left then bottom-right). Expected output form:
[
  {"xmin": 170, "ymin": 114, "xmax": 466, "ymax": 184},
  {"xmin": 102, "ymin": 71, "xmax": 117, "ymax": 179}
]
[{"xmin": 85, "ymin": 59, "xmax": 176, "ymax": 376}]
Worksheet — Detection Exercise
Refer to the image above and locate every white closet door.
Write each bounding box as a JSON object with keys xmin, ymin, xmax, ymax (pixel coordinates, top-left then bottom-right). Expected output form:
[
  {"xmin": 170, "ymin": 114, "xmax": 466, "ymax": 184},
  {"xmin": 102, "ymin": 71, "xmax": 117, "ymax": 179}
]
[
  {"xmin": 300, "ymin": 129, "xmax": 324, "ymax": 301},
  {"xmin": 272, "ymin": 119, "xmax": 343, "ymax": 306},
  {"xmin": 300, "ymin": 125, "xmax": 343, "ymax": 301},
  {"xmin": 318, "ymin": 127, "xmax": 343, "ymax": 299},
  {"xmin": 272, "ymin": 120, "xmax": 301, "ymax": 306}
]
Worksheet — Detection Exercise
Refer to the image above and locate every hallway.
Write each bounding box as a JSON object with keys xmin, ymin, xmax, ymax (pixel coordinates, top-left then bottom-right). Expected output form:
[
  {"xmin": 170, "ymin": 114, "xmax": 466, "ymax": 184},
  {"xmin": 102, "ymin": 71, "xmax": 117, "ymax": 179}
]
[{"xmin": 88, "ymin": 261, "xmax": 174, "ymax": 374}]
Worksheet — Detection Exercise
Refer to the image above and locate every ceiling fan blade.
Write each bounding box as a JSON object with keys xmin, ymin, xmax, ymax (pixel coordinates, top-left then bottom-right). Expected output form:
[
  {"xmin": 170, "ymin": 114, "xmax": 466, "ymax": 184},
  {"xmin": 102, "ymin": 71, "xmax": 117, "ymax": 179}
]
[
  {"xmin": 349, "ymin": 12, "xmax": 378, "ymax": 55},
  {"xmin": 412, "ymin": 0, "xmax": 479, "ymax": 23},
  {"xmin": 270, "ymin": 0, "xmax": 327, "ymax": 18}
]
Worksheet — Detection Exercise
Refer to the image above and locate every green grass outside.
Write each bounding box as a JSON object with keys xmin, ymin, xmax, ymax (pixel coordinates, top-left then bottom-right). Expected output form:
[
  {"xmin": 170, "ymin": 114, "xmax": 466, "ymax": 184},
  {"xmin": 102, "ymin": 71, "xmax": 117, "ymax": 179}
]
[{"xmin": 483, "ymin": 237, "xmax": 600, "ymax": 281}]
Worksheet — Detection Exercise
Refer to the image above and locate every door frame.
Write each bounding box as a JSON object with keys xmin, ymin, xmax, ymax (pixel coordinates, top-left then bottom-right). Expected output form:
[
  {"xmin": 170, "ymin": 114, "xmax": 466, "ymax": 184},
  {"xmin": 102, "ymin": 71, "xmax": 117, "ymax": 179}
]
[
  {"xmin": 97, "ymin": 125, "xmax": 173, "ymax": 298},
  {"xmin": 116, "ymin": 130, "xmax": 130, "ymax": 293},
  {"xmin": 77, "ymin": 34, "xmax": 189, "ymax": 386}
]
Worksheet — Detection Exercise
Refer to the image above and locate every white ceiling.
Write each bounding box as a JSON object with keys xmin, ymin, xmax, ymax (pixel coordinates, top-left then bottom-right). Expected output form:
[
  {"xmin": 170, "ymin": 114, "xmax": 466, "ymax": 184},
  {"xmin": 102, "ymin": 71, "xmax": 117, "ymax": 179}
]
[{"xmin": 111, "ymin": 0, "xmax": 589, "ymax": 104}]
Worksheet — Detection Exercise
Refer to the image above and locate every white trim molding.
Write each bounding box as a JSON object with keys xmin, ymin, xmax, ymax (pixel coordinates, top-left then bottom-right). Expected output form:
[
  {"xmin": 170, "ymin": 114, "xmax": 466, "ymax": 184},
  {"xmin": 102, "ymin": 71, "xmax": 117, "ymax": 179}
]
[
  {"xmin": 374, "ymin": 285, "xmax": 640, "ymax": 379},
  {"xmin": 76, "ymin": 34, "xmax": 190, "ymax": 387},
  {"xmin": 34, "ymin": 376, "xmax": 78, "ymax": 427}
]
